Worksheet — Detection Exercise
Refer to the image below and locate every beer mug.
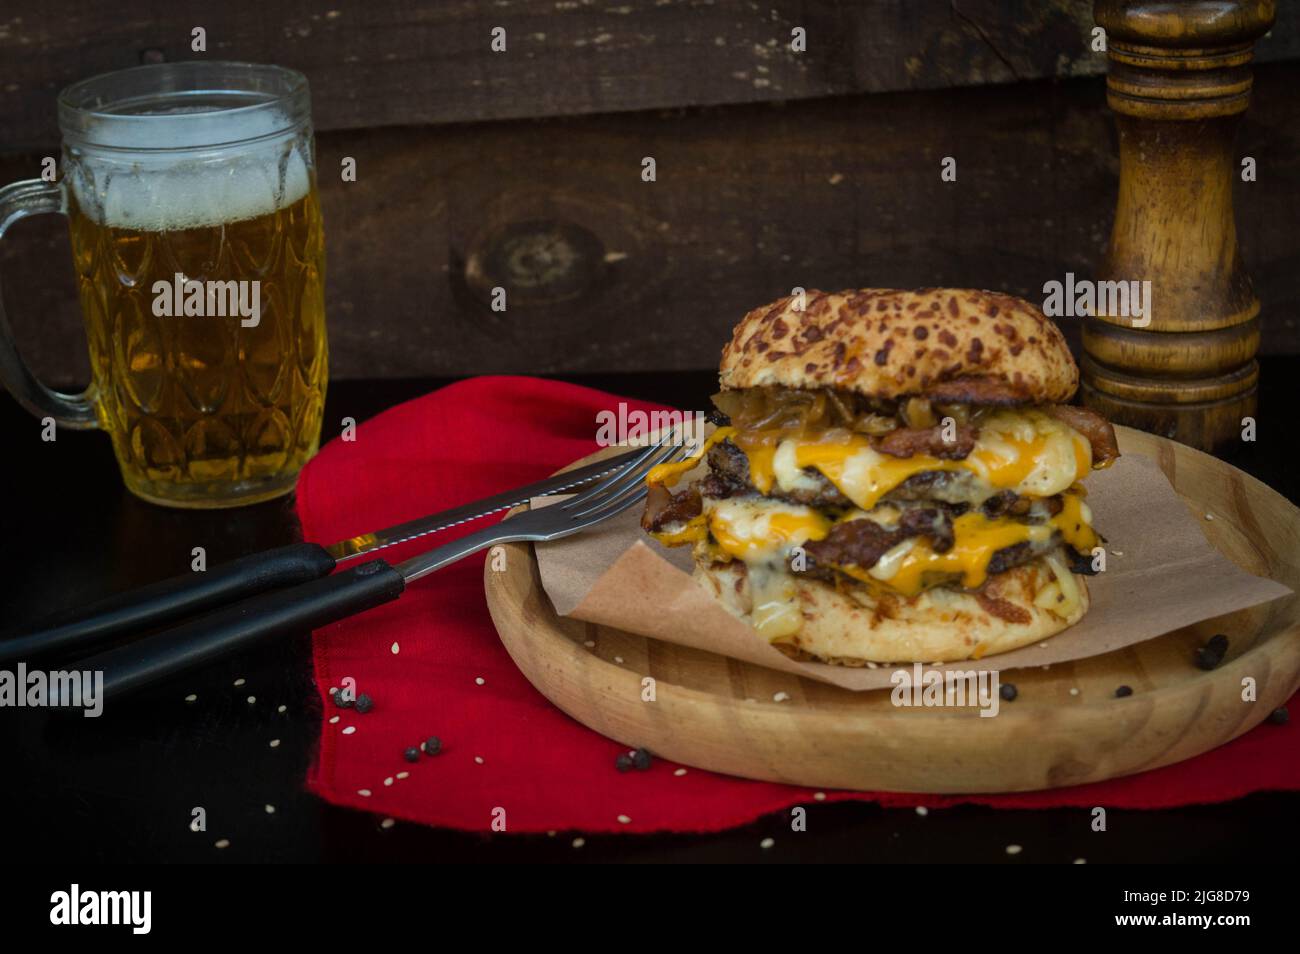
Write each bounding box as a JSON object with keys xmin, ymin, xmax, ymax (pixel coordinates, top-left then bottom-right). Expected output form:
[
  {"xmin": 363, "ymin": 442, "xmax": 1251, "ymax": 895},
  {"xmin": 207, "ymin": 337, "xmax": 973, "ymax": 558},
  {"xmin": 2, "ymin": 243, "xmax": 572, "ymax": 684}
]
[{"xmin": 0, "ymin": 62, "xmax": 327, "ymax": 508}]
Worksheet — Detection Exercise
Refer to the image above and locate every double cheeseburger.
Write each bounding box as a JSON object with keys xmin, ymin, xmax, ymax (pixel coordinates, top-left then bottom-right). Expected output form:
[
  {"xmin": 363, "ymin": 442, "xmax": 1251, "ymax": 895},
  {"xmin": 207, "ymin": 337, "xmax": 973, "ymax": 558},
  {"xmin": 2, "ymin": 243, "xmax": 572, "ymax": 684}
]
[{"xmin": 641, "ymin": 289, "xmax": 1119, "ymax": 665}]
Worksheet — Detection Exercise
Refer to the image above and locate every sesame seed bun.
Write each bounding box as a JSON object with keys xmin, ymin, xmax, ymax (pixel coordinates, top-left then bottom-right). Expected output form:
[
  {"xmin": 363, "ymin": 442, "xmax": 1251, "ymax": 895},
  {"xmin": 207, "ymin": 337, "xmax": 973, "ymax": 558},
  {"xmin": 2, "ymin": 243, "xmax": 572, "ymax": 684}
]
[
  {"xmin": 696, "ymin": 557, "xmax": 1088, "ymax": 665},
  {"xmin": 718, "ymin": 288, "xmax": 1078, "ymax": 404}
]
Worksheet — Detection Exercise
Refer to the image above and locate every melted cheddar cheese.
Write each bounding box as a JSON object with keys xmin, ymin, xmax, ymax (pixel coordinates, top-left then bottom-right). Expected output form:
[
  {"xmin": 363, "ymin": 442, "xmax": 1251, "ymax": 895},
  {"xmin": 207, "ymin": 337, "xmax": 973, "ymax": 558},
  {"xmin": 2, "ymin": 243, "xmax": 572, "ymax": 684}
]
[
  {"xmin": 834, "ymin": 505, "xmax": 1089, "ymax": 598},
  {"xmin": 702, "ymin": 498, "xmax": 830, "ymax": 562},
  {"xmin": 648, "ymin": 412, "xmax": 1092, "ymax": 511},
  {"xmin": 644, "ymin": 411, "xmax": 1104, "ymax": 618}
]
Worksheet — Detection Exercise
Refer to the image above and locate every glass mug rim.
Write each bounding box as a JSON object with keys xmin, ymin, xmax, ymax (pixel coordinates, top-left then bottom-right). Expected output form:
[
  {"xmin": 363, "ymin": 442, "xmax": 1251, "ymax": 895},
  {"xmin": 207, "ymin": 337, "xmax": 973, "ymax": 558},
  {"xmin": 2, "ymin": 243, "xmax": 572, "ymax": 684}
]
[{"xmin": 58, "ymin": 61, "xmax": 311, "ymax": 154}]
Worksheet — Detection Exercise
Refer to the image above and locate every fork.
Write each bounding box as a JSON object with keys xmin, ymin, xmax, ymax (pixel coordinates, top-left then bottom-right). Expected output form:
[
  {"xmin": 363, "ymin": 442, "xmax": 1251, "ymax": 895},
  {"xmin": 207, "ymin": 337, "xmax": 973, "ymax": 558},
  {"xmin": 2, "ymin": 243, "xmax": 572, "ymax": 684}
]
[{"xmin": 55, "ymin": 433, "xmax": 691, "ymax": 705}]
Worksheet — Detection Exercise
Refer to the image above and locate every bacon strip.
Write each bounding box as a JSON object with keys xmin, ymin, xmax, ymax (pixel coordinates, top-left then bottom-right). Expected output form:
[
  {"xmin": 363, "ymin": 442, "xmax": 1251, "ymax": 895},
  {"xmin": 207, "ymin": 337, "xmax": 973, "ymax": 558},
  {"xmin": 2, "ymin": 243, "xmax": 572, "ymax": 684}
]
[
  {"xmin": 923, "ymin": 375, "xmax": 1033, "ymax": 405},
  {"xmin": 1042, "ymin": 404, "xmax": 1120, "ymax": 467},
  {"xmin": 641, "ymin": 484, "xmax": 702, "ymax": 533},
  {"xmin": 875, "ymin": 423, "xmax": 976, "ymax": 460}
]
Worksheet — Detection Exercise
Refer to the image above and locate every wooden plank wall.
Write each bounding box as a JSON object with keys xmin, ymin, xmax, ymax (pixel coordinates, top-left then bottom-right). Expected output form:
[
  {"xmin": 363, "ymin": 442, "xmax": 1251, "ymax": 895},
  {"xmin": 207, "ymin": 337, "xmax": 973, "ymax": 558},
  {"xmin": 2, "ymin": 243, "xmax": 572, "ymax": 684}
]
[{"xmin": 0, "ymin": 1, "xmax": 1296, "ymax": 382}]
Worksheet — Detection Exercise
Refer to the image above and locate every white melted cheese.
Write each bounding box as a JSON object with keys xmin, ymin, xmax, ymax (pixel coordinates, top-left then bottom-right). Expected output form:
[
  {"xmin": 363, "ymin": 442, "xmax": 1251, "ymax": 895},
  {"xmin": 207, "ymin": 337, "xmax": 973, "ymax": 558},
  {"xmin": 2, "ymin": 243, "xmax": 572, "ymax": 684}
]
[
  {"xmin": 702, "ymin": 497, "xmax": 829, "ymax": 564},
  {"xmin": 868, "ymin": 538, "xmax": 919, "ymax": 581},
  {"xmin": 762, "ymin": 409, "xmax": 1090, "ymax": 509}
]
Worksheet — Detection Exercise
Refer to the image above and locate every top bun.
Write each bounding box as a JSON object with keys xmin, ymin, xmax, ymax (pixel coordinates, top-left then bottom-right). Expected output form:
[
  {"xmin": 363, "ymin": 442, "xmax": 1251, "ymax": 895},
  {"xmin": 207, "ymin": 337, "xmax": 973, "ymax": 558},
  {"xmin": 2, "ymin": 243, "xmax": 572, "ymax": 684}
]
[{"xmin": 719, "ymin": 288, "xmax": 1078, "ymax": 404}]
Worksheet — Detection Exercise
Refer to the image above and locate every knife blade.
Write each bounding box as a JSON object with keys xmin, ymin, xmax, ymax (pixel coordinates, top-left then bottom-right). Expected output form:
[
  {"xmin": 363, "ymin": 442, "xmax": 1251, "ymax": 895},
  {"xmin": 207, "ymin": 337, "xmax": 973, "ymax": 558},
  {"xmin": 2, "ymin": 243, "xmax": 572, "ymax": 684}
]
[{"xmin": 324, "ymin": 445, "xmax": 644, "ymax": 560}]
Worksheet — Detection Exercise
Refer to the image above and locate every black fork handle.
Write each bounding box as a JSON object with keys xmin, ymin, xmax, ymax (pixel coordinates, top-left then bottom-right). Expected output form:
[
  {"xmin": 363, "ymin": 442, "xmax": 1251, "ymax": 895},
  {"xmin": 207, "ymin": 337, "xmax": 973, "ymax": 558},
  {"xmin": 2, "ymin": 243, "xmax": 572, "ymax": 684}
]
[
  {"xmin": 0, "ymin": 542, "xmax": 336, "ymax": 666},
  {"xmin": 61, "ymin": 559, "xmax": 406, "ymax": 705}
]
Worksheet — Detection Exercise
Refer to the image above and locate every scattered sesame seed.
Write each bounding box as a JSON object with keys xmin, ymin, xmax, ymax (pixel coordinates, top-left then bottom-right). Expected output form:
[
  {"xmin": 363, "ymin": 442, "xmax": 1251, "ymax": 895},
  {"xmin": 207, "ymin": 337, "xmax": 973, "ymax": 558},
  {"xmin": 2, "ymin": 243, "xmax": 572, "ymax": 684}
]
[
  {"xmin": 760, "ymin": 837, "xmax": 775, "ymax": 849},
  {"xmin": 1113, "ymin": 550, "xmax": 1124, "ymax": 556},
  {"xmin": 613, "ymin": 656, "xmax": 624, "ymax": 664},
  {"xmin": 1041, "ymin": 665, "xmax": 1051, "ymax": 671},
  {"xmin": 583, "ymin": 640, "xmax": 595, "ymax": 648},
  {"xmin": 915, "ymin": 806, "xmax": 929, "ymax": 816},
  {"xmin": 269, "ymin": 739, "xmax": 280, "ymax": 748},
  {"xmin": 329, "ymin": 715, "xmax": 340, "ymax": 724},
  {"xmin": 1038, "ymin": 642, "xmax": 1049, "ymax": 649},
  {"xmin": 547, "ymin": 830, "xmax": 556, "ymax": 837},
  {"xmin": 383, "ymin": 777, "xmax": 394, "ymax": 786},
  {"xmin": 277, "ymin": 704, "xmax": 287, "ymax": 713},
  {"xmin": 380, "ymin": 818, "xmax": 396, "ymax": 830},
  {"xmin": 396, "ymin": 772, "xmax": 410, "ymax": 780},
  {"xmin": 184, "ymin": 694, "xmax": 197, "ymax": 703},
  {"xmin": 247, "ymin": 695, "xmax": 256, "ymax": 704},
  {"xmin": 866, "ymin": 661, "xmax": 878, "ymax": 669},
  {"xmin": 773, "ymin": 691, "xmax": 790, "ymax": 702},
  {"xmin": 1006, "ymin": 844, "xmax": 1022, "ymax": 855},
  {"xmin": 233, "ymin": 678, "xmax": 246, "ymax": 687},
  {"xmin": 215, "ymin": 838, "xmax": 230, "ymax": 849},
  {"xmin": 357, "ymin": 789, "xmax": 371, "ymax": 797},
  {"xmin": 674, "ymin": 768, "xmax": 687, "ymax": 777},
  {"xmin": 1073, "ymin": 858, "xmax": 1087, "ymax": 864},
  {"xmin": 342, "ymin": 726, "xmax": 356, "ymax": 735},
  {"xmin": 617, "ymin": 814, "xmax": 631, "ymax": 824},
  {"xmin": 1205, "ymin": 513, "xmax": 1214, "ymax": 521},
  {"xmin": 1069, "ymin": 687, "xmax": 1079, "ymax": 696},
  {"xmin": 264, "ymin": 804, "xmax": 276, "ymax": 814},
  {"xmin": 475, "ymin": 677, "xmax": 485, "ymax": 685},
  {"xmin": 391, "ymin": 641, "xmax": 400, "ymax": 654},
  {"xmin": 474, "ymin": 756, "xmax": 484, "ymax": 764},
  {"xmin": 572, "ymin": 837, "xmax": 586, "ymax": 848},
  {"xmin": 745, "ymin": 698, "xmax": 757, "ymax": 703},
  {"xmin": 813, "ymin": 792, "xmax": 826, "ymax": 801}
]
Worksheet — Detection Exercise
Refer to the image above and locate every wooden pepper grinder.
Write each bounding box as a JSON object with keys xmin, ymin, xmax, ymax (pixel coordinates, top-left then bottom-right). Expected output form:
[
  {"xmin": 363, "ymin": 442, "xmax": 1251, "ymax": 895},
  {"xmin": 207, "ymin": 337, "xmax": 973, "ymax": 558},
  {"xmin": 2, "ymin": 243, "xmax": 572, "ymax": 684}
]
[{"xmin": 1083, "ymin": 0, "xmax": 1276, "ymax": 450}]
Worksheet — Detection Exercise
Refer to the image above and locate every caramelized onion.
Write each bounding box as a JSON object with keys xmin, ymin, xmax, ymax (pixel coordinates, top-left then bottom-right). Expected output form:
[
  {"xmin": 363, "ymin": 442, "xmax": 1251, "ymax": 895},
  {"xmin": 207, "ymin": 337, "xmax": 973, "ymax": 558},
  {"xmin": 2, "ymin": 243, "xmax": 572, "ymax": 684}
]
[{"xmin": 710, "ymin": 387, "xmax": 900, "ymax": 437}]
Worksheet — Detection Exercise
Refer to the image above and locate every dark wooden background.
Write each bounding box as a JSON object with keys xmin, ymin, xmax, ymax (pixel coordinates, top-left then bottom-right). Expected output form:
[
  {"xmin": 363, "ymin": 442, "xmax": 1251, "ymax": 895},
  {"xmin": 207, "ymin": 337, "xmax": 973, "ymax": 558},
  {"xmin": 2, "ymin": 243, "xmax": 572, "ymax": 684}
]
[{"xmin": 1, "ymin": 0, "xmax": 1296, "ymax": 384}]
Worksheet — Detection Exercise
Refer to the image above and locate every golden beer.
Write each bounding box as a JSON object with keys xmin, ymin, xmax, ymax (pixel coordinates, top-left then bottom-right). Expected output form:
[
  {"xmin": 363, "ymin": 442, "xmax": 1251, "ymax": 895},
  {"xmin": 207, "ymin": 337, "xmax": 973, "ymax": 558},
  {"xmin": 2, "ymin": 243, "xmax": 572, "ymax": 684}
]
[
  {"xmin": 0, "ymin": 62, "xmax": 333, "ymax": 507},
  {"xmin": 66, "ymin": 184, "xmax": 327, "ymax": 507}
]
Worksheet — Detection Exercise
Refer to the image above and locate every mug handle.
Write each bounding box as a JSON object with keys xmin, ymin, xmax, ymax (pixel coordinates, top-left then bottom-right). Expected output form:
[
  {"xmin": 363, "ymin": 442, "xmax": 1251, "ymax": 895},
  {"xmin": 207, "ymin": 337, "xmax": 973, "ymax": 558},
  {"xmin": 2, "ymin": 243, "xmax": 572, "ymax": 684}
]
[{"xmin": 0, "ymin": 178, "xmax": 98, "ymax": 429}]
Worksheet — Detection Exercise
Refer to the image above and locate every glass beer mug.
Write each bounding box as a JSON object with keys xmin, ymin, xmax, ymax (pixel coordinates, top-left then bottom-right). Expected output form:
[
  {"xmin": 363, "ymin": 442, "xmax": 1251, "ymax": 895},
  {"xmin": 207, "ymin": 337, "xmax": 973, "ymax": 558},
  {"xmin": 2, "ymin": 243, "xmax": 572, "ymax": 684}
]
[{"xmin": 0, "ymin": 62, "xmax": 327, "ymax": 507}]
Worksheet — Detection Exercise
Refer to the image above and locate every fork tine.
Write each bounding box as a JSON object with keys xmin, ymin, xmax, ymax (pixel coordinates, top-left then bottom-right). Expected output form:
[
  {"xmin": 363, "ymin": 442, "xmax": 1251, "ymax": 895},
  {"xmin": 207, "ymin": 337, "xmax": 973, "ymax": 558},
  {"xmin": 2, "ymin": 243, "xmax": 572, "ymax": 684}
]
[
  {"xmin": 566, "ymin": 438, "xmax": 677, "ymax": 519},
  {"xmin": 564, "ymin": 435, "xmax": 689, "ymax": 518},
  {"xmin": 563, "ymin": 484, "xmax": 649, "ymax": 534},
  {"xmin": 560, "ymin": 426, "xmax": 686, "ymax": 512}
]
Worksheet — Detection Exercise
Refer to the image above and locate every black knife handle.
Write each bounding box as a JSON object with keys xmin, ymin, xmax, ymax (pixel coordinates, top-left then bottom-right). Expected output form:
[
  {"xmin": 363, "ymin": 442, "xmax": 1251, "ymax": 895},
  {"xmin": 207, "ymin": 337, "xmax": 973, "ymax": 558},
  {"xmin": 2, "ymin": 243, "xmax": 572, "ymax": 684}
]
[
  {"xmin": 0, "ymin": 542, "xmax": 337, "ymax": 666},
  {"xmin": 64, "ymin": 559, "xmax": 406, "ymax": 705}
]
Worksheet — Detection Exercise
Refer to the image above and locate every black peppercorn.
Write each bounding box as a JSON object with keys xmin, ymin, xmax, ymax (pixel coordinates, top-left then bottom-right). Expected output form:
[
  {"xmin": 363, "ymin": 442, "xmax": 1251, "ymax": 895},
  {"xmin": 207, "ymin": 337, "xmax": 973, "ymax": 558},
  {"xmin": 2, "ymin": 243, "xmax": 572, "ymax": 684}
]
[
  {"xmin": 615, "ymin": 754, "xmax": 633, "ymax": 773},
  {"xmin": 355, "ymin": 693, "xmax": 373, "ymax": 714},
  {"xmin": 423, "ymin": 736, "xmax": 442, "ymax": 756},
  {"xmin": 404, "ymin": 747, "xmax": 420, "ymax": 763},
  {"xmin": 999, "ymin": 682, "xmax": 1017, "ymax": 701},
  {"xmin": 1268, "ymin": 707, "xmax": 1289, "ymax": 726},
  {"xmin": 632, "ymin": 748, "xmax": 653, "ymax": 771},
  {"xmin": 1115, "ymin": 685, "xmax": 1133, "ymax": 698}
]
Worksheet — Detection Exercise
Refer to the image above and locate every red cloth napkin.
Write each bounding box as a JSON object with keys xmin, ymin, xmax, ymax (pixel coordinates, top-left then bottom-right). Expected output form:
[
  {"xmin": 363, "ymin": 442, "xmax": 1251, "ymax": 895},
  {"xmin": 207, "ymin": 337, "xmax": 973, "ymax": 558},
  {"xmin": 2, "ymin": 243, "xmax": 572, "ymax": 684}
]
[{"xmin": 298, "ymin": 375, "xmax": 1299, "ymax": 832}]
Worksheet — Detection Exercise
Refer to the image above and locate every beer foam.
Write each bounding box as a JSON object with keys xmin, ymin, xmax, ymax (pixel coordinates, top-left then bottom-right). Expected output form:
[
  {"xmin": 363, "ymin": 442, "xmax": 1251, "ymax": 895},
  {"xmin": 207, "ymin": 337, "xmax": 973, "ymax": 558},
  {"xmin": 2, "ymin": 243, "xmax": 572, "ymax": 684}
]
[{"xmin": 68, "ymin": 108, "xmax": 311, "ymax": 232}]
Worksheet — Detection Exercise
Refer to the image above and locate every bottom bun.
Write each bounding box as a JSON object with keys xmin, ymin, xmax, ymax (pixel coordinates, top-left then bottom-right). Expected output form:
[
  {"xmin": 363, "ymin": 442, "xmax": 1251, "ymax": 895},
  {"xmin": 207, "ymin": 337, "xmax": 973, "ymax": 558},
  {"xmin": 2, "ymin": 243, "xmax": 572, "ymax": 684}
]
[{"xmin": 695, "ymin": 557, "xmax": 1089, "ymax": 665}]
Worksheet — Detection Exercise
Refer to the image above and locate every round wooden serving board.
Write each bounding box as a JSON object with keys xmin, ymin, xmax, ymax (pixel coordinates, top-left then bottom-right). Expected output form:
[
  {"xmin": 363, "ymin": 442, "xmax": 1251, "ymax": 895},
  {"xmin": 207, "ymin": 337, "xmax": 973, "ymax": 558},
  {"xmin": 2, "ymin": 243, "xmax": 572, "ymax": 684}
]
[{"xmin": 484, "ymin": 427, "xmax": 1300, "ymax": 793}]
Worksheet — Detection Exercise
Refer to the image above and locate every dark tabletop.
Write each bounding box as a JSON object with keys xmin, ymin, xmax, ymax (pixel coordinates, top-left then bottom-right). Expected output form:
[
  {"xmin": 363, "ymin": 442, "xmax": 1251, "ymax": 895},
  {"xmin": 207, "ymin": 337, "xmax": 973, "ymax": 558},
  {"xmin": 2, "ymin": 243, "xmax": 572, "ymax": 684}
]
[{"xmin": 1, "ymin": 362, "xmax": 1297, "ymax": 864}]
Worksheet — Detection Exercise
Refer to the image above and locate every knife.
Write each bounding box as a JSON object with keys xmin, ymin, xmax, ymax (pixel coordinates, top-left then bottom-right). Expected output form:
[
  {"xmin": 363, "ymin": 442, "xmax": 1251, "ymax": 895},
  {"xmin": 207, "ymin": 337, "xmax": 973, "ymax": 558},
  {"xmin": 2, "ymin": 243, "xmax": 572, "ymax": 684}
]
[{"xmin": 0, "ymin": 446, "xmax": 644, "ymax": 666}]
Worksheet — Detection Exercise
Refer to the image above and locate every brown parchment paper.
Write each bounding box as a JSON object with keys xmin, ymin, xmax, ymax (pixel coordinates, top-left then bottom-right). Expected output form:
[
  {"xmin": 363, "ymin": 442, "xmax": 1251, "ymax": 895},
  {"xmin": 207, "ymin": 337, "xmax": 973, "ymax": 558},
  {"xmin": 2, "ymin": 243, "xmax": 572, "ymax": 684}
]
[{"xmin": 532, "ymin": 453, "xmax": 1292, "ymax": 690}]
